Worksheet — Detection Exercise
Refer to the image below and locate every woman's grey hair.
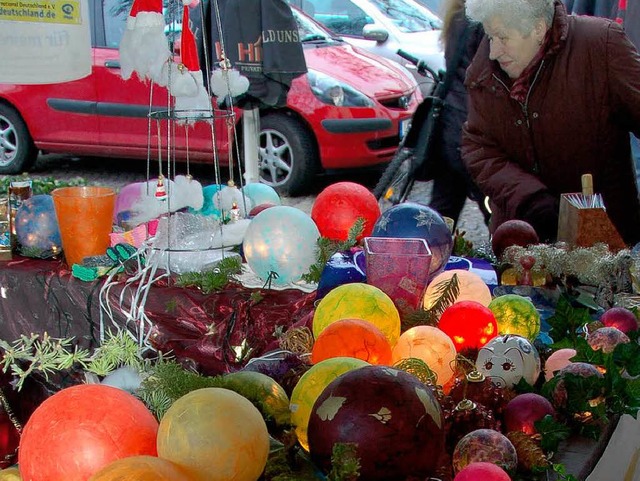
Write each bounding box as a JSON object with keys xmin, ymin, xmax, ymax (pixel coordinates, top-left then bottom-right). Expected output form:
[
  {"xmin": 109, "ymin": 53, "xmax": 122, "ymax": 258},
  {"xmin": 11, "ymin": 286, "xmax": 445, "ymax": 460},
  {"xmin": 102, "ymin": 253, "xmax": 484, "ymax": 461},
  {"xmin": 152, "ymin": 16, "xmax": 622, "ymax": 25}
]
[{"xmin": 466, "ymin": 0, "xmax": 555, "ymax": 34}]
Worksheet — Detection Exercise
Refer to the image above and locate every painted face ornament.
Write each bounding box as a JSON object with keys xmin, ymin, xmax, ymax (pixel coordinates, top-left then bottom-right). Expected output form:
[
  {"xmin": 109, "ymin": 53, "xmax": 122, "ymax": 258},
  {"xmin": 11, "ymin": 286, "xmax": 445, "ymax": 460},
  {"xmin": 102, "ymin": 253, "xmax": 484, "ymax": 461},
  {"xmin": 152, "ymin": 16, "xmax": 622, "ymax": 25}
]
[{"xmin": 475, "ymin": 334, "xmax": 541, "ymax": 388}]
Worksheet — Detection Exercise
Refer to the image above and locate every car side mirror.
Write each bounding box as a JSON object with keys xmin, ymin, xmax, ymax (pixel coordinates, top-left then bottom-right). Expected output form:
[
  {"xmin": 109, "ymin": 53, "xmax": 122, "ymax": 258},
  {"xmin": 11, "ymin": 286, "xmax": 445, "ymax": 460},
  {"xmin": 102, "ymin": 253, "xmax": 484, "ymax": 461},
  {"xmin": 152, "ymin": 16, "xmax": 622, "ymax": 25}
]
[{"xmin": 362, "ymin": 24, "xmax": 389, "ymax": 43}]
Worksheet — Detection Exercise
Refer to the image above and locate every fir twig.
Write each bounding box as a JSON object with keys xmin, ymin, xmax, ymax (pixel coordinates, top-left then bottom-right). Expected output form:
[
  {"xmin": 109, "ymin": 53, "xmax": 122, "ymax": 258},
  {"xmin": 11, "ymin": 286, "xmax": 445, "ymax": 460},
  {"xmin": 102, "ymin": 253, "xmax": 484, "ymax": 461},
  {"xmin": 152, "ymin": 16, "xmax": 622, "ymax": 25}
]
[
  {"xmin": 327, "ymin": 443, "xmax": 361, "ymax": 481},
  {"xmin": 85, "ymin": 330, "xmax": 144, "ymax": 376},
  {"xmin": 0, "ymin": 333, "xmax": 91, "ymax": 390},
  {"xmin": 175, "ymin": 256, "xmax": 244, "ymax": 293},
  {"xmin": 138, "ymin": 360, "xmax": 225, "ymax": 418},
  {"xmin": 403, "ymin": 273, "xmax": 461, "ymax": 332},
  {"xmin": 301, "ymin": 218, "xmax": 365, "ymax": 284}
]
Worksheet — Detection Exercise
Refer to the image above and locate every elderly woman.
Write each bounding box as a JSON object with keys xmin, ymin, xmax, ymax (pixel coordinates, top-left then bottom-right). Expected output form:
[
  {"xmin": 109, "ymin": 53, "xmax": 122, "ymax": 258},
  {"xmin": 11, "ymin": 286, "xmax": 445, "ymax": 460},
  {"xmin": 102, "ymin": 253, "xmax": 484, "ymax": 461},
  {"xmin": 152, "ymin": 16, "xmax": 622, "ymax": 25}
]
[{"xmin": 461, "ymin": 0, "xmax": 640, "ymax": 245}]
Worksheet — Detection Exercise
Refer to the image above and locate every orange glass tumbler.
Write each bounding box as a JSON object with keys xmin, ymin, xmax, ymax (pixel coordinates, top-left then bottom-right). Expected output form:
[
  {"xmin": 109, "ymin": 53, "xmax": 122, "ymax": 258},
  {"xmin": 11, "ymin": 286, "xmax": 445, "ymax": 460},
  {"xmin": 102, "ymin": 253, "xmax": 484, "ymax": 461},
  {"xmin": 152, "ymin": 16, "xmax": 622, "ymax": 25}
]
[{"xmin": 52, "ymin": 186, "xmax": 116, "ymax": 267}]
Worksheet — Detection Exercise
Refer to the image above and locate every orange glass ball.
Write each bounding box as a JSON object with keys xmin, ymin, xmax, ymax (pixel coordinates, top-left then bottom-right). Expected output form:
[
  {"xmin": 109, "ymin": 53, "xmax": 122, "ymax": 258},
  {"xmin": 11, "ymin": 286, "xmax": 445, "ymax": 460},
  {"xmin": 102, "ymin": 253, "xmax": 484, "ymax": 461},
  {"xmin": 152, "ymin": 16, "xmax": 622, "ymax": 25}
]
[
  {"xmin": 392, "ymin": 325, "xmax": 457, "ymax": 386},
  {"xmin": 438, "ymin": 301, "xmax": 498, "ymax": 352},
  {"xmin": 312, "ymin": 318, "xmax": 392, "ymax": 365},
  {"xmin": 89, "ymin": 456, "xmax": 195, "ymax": 481}
]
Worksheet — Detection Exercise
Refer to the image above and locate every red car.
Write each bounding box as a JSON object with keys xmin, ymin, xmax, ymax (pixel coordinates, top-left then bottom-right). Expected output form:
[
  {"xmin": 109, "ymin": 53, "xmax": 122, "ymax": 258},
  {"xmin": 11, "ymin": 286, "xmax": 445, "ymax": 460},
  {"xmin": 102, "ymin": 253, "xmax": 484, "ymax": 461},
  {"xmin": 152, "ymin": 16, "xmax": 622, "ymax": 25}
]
[{"xmin": 0, "ymin": 0, "xmax": 420, "ymax": 195}]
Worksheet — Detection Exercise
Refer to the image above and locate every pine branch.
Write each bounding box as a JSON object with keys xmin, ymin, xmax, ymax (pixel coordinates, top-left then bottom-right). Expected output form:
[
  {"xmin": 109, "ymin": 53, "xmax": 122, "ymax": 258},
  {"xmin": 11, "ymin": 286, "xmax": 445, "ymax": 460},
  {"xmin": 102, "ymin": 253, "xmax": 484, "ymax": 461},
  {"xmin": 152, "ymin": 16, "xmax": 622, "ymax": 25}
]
[
  {"xmin": 327, "ymin": 443, "xmax": 361, "ymax": 481},
  {"xmin": 401, "ymin": 274, "xmax": 460, "ymax": 330},
  {"xmin": 301, "ymin": 218, "xmax": 365, "ymax": 284},
  {"xmin": 175, "ymin": 256, "xmax": 244, "ymax": 293},
  {"xmin": 0, "ymin": 333, "xmax": 91, "ymax": 390}
]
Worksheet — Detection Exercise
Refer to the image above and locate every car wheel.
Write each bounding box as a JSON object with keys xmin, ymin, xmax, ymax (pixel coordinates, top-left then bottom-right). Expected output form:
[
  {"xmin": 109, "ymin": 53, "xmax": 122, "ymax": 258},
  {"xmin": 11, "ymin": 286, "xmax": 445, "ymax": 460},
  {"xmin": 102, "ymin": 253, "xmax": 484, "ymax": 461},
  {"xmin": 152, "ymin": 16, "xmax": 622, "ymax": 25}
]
[
  {"xmin": 0, "ymin": 104, "xmax": 38, "ymax": 175},
  {"xmin": 258, "ymin": 113, "xmax": 318, "ymax": 196}
]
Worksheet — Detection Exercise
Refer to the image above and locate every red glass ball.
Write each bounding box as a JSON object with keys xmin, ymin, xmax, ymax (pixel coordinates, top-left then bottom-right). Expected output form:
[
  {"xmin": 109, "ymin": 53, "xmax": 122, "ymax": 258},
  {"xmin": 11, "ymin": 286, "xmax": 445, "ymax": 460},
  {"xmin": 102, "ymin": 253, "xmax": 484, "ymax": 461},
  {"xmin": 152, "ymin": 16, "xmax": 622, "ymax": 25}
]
[
  {"xmin": 438, "ymin": 300, "xmax": 498, "ymax": 351},
  {"xmin": 454, "ymin": 462, "xmax": 512, "ymax": 481},
  {"xmin": 249, "ymin": 202, "xmax": 276, "ymax": 217},
  {"xmin": 19, "ymin": 384, "xmax": 159, "ymax": 481},
  {"xmin": 311, "ymin": 182, "xmax": 380, "ymax": 241},
  {"xmin": 503, "ymin": 393, "xmax": 555, "ymax": 435},
  {"xmin": 0, "ymin": 409, "xmax": 19, "ymax": 469},
  {"xmin": 600, "ymin": 307, "xmax": 638, "ymax": 334}
]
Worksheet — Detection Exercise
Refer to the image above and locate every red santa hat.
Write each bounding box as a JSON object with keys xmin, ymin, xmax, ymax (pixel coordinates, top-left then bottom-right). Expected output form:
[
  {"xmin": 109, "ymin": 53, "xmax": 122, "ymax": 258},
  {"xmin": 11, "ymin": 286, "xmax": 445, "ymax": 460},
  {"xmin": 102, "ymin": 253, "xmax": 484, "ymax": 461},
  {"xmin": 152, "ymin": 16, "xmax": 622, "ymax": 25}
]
[
  {"xmin": 179, "ymin": 5, "xmax": 200, "ymax": 73},
  {"xmin": 127, "ymin": 0, "xmax": 164, "ymax": 25},
  {"xmin": 119, "ymin": 0, "xmax": 170, "ymax": 82},
  {"xmin": 172, "ymin": 6, "xmax": 212, "ymax": 124}
]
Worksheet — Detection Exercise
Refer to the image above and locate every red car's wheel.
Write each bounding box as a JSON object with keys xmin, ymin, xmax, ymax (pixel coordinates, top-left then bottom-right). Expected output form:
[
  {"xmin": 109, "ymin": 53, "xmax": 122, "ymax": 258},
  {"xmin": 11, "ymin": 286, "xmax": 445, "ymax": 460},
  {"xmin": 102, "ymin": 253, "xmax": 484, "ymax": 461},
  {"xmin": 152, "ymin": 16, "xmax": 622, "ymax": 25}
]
[
  {"xmin": 259, "ymin": 112, "xmax": 318, "ymax": 196},
  {"xmin": 0, "ymin": 104, "xmax": 38, "ymax": 175}
]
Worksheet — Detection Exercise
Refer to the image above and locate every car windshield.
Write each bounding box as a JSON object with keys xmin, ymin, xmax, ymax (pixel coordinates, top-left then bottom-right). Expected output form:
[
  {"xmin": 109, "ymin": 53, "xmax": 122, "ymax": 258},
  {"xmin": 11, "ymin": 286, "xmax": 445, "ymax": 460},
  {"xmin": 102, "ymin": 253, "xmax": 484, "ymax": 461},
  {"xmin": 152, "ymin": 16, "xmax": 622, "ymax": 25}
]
[
  {"xmin": 292, "ymin": 8, "xmax": 334, "ymax": 41},
  {"xmin": 368, "ymin": 0, "xmax": 442, "ymax": 32}
]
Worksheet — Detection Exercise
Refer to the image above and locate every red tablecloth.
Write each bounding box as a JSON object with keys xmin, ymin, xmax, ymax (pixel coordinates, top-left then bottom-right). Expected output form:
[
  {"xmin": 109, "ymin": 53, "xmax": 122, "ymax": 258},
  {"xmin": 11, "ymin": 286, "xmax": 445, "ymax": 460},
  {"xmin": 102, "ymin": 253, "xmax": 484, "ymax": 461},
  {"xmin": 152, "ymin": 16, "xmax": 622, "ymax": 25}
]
[{"xmin": 0, "ymin": 257, "xmax": 316, "ymax": 375}]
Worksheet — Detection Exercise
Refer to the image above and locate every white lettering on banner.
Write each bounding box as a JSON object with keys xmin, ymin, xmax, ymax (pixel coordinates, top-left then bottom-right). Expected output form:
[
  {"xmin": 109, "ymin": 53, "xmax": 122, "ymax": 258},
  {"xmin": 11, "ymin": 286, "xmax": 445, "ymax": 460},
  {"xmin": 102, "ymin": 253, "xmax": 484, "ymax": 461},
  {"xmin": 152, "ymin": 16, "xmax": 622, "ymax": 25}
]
[{"xmin": 261, "ymin": 29, "xmax": 300, "ymax": 43}]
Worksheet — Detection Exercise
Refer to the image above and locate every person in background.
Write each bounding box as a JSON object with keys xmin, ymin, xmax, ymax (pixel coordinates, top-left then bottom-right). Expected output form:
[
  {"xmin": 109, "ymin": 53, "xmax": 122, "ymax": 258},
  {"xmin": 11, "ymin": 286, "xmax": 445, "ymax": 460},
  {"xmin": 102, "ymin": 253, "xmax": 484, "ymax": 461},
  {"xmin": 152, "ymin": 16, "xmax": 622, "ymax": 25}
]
[
  {"xmin": 461, "ymin": 0, "xmax": 640, "ymax": 245},
  {"xmin": 615, "ymin": 0, "xmax": 640, "ymax": 188},
  {"xmin": 428, "ymin": 0, "xmax": 489, "ymax": 228},
  {"xmin": 562, "ymin": 0, "xmax": 640, "ymax": 188},
  {"xmin": 563, "ymin": 0, "xmax": 616, "ymax": 17}
]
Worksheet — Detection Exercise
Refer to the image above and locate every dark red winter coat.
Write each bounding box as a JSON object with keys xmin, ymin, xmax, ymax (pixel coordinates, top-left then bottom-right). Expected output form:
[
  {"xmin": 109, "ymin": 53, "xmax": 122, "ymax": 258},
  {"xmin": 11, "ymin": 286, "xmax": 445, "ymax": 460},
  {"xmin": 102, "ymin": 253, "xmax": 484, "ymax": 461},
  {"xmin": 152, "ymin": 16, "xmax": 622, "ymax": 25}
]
[{"xmin": 461, "ymin": 1, "xmax": 640, "ymax": 245}]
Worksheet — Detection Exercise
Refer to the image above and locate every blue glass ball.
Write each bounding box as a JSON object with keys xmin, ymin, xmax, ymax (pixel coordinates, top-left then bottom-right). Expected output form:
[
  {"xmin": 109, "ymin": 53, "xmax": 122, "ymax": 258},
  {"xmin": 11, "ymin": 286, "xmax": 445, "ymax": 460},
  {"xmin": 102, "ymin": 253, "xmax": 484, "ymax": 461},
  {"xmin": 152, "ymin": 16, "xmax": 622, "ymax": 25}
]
[
  {"xmin": 316, "ymin": 248, "xmax": 367, "ymax": 300},
  {"xmin": 242, "ymin": 183, "xmax": 281, "ymax": 207},
  {"xmin": 15, "ymin": 194, "xmax": 62, "ymax": 258},
  {"xmin": 371, "ymin": 202, "xmax": 453, "ymax": 278}
]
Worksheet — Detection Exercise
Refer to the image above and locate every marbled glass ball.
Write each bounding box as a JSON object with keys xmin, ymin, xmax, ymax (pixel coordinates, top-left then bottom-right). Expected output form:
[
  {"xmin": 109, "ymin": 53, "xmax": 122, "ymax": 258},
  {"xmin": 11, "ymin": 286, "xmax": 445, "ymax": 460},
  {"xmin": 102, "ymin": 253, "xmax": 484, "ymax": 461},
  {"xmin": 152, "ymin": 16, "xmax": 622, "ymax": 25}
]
[{"xmin": 15, "ymin": 195, "xmax": 62, "ymax": 258}]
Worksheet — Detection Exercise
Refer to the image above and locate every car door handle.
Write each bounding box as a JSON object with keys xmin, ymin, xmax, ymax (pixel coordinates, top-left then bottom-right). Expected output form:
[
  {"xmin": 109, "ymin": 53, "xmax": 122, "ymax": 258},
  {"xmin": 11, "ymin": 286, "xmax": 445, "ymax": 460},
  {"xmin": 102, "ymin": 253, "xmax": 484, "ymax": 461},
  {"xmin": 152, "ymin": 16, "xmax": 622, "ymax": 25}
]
[{"xmin": 104, "ymin": 60, "xmax": 121, "ymax": 69}]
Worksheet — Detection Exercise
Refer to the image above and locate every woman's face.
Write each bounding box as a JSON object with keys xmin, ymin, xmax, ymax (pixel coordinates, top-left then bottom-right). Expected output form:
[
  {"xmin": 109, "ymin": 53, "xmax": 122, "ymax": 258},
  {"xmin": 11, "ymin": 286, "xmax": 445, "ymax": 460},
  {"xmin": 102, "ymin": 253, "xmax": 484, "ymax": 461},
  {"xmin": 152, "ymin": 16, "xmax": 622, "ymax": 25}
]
[{"xmin": 485, "ymin": 16, "xmax": 546, "ymax": 79}]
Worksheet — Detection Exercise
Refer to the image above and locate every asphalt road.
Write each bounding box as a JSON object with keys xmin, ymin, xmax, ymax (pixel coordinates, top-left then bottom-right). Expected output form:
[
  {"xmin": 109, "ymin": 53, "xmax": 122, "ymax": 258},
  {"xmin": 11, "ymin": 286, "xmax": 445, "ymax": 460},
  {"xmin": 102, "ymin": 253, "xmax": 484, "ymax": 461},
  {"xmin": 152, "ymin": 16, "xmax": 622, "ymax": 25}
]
[{"xmin": 19, "ymin": 153, "xmax": 490, "ymax": 248}]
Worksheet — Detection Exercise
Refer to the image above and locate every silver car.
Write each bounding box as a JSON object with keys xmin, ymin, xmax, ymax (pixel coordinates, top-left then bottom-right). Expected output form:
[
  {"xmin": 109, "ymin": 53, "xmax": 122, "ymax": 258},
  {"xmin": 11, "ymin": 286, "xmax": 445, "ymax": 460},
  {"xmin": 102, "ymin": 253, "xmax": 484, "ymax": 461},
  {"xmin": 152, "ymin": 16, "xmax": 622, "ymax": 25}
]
[{"xmin": 288, "ymin": 0, "xmax": 446, "ymax": 95}]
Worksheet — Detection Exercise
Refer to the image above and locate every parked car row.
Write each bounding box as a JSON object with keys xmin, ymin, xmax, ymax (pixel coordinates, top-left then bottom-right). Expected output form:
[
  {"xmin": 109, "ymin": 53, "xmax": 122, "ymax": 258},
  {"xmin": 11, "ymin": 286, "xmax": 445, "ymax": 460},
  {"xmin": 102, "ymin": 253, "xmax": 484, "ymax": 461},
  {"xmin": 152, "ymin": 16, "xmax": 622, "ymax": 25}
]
[
  {"xmin": 0, "ymin": 0, "xmax": 428, "ymax": 195},
  {"xmin": 286, "ymin": 0, "xmax": 446, "ymax": 95}
]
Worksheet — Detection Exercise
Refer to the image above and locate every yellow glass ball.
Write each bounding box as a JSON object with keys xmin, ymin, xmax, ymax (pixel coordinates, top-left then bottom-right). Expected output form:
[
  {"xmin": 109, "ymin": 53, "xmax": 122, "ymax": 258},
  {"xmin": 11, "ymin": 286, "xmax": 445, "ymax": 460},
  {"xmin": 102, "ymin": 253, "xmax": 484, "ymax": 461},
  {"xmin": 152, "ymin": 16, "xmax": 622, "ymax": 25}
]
[
  {"xmin": 423, "ymin": 269, "xmax": 492, "ymax": 313},
  {"xmin": 290, "ymin": 357, "xmax": 369, "ymax": 451},
  {"xmin": 489, "ymin": 294, "xmax": 541, "ymax": 341},
  {"xmin": 391, "ymin": 326, "xmax": 457, "ymax": 386},
  {"xmin": 157, "ymin": 388, "xmax": 269, "ymax": 481},
  {"xmin": 312, "ymin": 283, "xmax": 401, "ymax": 346},
  {"xmin": 0, "ymin": 467, "xmax": 20, "ymax": 481},
  {"xmin": 500, "ymin": 267, "xmax": 546, "ymax": 286}
]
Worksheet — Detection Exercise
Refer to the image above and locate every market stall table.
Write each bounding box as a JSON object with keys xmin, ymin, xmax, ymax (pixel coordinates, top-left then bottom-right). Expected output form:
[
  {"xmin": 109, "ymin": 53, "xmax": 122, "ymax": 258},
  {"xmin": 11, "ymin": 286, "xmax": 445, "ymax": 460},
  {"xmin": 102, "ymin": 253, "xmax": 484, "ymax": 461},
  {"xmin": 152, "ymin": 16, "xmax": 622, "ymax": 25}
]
[
  {"xmin": 0, "ymin": 256, "xmax": 316, "ymax": 375},
  {"xmin": 0, "ymin": 255, "xmax": 625, "ymax": 480}
]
